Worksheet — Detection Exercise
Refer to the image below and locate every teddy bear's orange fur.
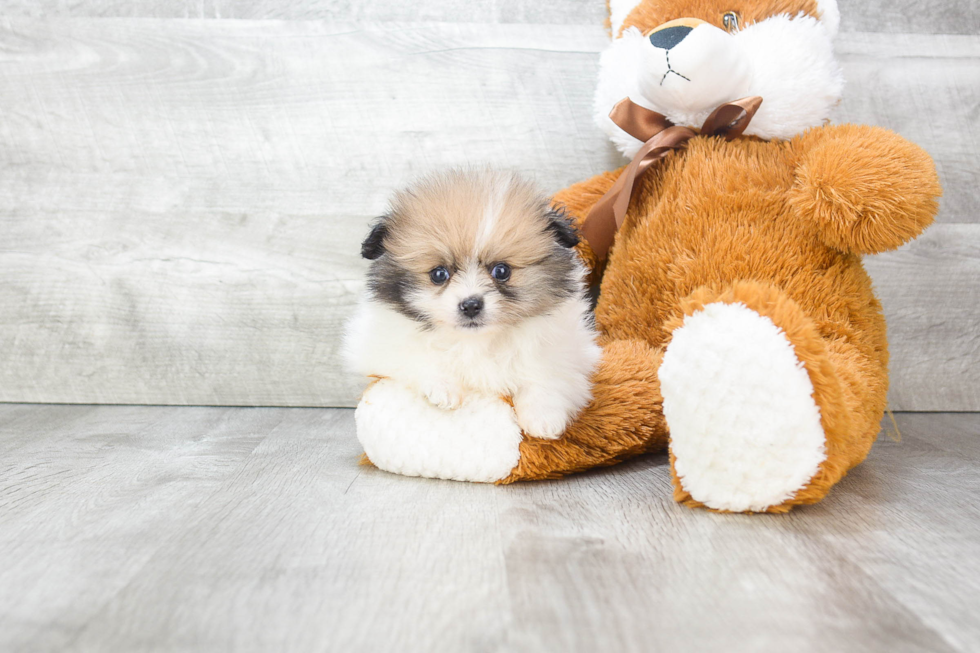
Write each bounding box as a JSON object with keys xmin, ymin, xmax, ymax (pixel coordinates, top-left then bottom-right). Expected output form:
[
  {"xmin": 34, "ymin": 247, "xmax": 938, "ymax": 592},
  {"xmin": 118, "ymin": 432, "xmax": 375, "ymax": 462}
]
[{"xmin": 499, "ymin": 0, "xmax": 941, "ymax": 512}]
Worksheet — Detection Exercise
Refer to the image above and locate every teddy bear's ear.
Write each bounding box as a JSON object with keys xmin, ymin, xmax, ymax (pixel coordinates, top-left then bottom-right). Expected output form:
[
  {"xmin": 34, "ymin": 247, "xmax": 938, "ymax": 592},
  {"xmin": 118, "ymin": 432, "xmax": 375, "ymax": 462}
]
[
  {"xmin": 609, "ymin": 0, "xmax": 645, "ymax": 37},
  {"xmin": 545, "ymin": 207, "xmax": 580, "ymax": 249},
  {"xmin": 360, "ymin": 218, "xmax": 389, "ymax": 260},
  {"xmin": 815, "ymin": 0, "xmax": 840, "ymax": 38}
]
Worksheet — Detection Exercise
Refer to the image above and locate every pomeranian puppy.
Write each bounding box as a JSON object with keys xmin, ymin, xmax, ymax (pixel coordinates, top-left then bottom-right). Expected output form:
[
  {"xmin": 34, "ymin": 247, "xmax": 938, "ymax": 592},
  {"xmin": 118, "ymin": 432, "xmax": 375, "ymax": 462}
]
[{"xmin": 343, "ymin": 169, "xmax": 601, "ymax": 439}]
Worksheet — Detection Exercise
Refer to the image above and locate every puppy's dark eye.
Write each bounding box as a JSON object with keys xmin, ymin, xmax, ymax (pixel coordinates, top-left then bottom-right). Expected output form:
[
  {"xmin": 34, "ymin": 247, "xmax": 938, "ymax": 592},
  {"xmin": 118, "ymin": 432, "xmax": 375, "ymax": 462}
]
[
  {"xmin": 429, "ymin": 266, "xmax": 450, "ymax": 285},
  {"xmin": 490, "ymin": 263, "xmax": 511, "ymax": 282}
]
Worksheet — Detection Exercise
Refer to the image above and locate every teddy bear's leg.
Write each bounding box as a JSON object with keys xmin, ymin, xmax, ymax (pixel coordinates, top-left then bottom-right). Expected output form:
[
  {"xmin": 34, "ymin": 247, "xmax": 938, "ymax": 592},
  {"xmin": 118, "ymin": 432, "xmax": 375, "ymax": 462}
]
[
  {"xmin": 659, "ymin": 282, "xmax": 887, "ymax": 513},
  {"xmin": 498, "ymin": 338, "xmax": 668, "ymax": 483}
]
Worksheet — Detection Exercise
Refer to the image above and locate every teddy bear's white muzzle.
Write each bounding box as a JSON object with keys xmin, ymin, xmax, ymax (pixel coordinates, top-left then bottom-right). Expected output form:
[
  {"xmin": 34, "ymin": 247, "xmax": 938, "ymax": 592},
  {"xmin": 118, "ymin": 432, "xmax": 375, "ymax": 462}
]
[{"xmin": 634, "ymin": 21, "xmax": 753, "ymax": 116}]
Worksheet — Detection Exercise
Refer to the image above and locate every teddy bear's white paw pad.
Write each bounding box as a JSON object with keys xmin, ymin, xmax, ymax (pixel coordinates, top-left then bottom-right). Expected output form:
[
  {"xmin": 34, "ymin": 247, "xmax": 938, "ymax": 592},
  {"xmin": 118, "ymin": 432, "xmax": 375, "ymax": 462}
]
[
  {"xmin": 659, "ymin": 302, "xmax": 827, "ymax": 512},
  {"xmin": 356, "ymin": 379, "xmax": 523, "ymax": 483}
]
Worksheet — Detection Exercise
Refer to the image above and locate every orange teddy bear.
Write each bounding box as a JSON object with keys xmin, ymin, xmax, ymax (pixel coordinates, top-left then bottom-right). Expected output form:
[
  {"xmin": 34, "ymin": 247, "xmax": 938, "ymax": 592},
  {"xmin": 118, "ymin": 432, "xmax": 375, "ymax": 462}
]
[
  {"xmin": 498, "ymin": 0, "xmax": 942, "ymax": 513},
  {"xmin": 354, "ymin": 0, "xmax": 941, "ymax": 513}
]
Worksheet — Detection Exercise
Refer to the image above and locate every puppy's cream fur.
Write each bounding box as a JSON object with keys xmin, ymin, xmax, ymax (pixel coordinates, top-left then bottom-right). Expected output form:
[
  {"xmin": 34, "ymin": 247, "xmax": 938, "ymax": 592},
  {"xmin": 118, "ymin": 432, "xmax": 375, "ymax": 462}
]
[{"xmin": 344, "ymin": 169, "xmax": 600, "ymax": 440}]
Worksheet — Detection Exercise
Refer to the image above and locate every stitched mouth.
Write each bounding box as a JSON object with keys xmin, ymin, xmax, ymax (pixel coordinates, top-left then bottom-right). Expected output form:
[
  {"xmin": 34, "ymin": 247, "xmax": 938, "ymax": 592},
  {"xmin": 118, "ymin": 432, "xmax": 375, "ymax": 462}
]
[{"xmin": 661, "ymin": 49, "xmax": 691, "ymax": 86}]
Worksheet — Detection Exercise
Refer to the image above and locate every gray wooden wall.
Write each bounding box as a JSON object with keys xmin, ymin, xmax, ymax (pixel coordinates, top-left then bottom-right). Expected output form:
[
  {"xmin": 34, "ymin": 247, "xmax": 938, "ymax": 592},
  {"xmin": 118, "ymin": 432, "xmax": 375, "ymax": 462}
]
[{"xmin": 0, "ymin": 2, "xmax": 977, "ymax": 410}]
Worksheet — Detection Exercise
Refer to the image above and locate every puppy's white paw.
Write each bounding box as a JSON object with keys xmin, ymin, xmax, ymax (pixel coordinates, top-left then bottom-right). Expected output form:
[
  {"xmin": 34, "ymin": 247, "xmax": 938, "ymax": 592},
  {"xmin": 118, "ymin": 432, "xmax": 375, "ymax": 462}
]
[
  {"xmin": 514, "ymin": 399, "xmax": 571, "ymax": 440},
  {"xmin": 421, "ymin": 382, "xmax": 464, "ymax": 411}
]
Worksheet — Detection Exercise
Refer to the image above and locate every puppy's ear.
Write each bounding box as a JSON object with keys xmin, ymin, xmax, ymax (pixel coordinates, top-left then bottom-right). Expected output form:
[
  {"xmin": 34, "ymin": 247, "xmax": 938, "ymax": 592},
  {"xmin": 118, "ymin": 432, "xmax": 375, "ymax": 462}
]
[
  {"xmin": 361, "ymin": 218, "xmax": 389, "ymax": 260},
  {"xmin": 545, "ymin": 207, "xmax": 579, "ymax": 248}
]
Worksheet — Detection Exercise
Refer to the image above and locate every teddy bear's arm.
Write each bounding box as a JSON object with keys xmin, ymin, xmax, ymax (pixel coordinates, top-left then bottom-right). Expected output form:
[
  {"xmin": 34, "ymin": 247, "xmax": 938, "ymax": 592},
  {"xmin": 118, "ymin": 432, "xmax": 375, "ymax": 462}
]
[
  {"xmin": 789, "ymin": 124, "xmax": 942, "ymax": 255},
  {"xmin": 551, "ymin": 167, "xmax": 627, "ymax": 275}
]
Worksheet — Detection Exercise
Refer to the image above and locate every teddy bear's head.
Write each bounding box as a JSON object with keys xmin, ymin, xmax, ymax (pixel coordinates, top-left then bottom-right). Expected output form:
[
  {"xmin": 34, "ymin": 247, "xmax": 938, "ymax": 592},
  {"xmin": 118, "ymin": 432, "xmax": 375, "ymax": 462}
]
[{"xmin": 597, "ymin": 0, "xmax": 843, "ymax": 157}]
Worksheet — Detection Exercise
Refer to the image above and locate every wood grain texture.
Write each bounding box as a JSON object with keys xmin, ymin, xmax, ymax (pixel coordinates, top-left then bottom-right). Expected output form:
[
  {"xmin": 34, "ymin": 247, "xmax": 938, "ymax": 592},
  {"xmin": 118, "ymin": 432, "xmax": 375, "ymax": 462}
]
[
  {"xmin": 837, "ymin": 0, "xmax": 980, "ymax": 35},
  {"xmin": 0, "ymin": 19, "xmax": 617, "ymax": 407},
  {"xmin": 0, "ymin": 0, "xmax": 976, "ymax": 35},
  {"xmin": 865, "ymin": 224, "xmax": 980, "ymax": 412},
  {"xmin": 0, "ymin": 405, "xmax": 282, "ymax": 652},
  {"xmin": 0, "ymin": 19, "xmax": 976, "ymax": 409},
  {"xmin": 0, "ymin": 0, "xmax": 608, "ymax": 22},
  {"xmin": 1, "ymin": 404, "xmax": 978, "ymax": 652},
  {"xmin": 834, "ymin": 32, "xmax": 980, "ymax": 229}
]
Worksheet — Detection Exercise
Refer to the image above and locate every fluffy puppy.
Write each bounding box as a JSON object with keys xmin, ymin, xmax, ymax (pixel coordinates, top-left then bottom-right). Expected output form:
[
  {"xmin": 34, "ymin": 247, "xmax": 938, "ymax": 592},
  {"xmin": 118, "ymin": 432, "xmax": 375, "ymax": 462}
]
[{"xmin": 344, "ymin": 169, "xmax": 601, "ymax": 439}]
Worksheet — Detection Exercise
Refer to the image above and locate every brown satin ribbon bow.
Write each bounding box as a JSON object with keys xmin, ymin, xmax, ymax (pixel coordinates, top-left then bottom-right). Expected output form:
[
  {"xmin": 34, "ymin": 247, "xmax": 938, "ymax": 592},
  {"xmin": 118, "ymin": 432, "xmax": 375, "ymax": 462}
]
[{"xmin": 580, "ymin": 96, "xmax": 763, "ymax": 263}]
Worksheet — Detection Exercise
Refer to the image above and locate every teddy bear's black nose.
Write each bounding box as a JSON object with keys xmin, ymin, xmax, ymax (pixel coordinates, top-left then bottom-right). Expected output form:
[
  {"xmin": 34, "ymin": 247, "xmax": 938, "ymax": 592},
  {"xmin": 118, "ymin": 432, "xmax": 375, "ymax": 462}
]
[{"xmin": 649, "ymin": 25, "xmax": 693, "ymax": 50}]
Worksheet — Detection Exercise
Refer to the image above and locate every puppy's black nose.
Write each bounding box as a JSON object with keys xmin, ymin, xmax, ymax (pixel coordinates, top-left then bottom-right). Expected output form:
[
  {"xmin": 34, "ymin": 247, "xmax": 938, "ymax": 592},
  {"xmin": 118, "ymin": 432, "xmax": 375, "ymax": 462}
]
[
  {"xmin": 459, "ymin": 296, "xmax": 483, "ymax": 318},
  {"xmin": 649, "ymin": 25, "xmax": 693, "ymax": 50}
]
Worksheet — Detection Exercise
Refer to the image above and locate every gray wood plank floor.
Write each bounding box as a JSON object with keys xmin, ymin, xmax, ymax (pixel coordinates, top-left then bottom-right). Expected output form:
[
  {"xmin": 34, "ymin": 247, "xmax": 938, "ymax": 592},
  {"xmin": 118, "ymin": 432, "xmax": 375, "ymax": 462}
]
[
  {"xmin": 1, "ymin": 405, "xmax": 978, "ymax": 652},
  {"xmin": 0, "ymin": 16, "xmax": 977, "ymax": 410}
]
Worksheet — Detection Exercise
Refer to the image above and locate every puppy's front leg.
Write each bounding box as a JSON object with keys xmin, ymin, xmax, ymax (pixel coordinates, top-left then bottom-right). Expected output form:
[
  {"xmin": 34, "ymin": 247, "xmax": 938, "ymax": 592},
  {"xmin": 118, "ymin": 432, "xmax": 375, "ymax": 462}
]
[
  {"xmin": 419, "ymin": 379, "xmax": 465, "ymax": 411},
  {"xmin": 513, "ymin": 386, "xmax": 578, "ymax": 440}
]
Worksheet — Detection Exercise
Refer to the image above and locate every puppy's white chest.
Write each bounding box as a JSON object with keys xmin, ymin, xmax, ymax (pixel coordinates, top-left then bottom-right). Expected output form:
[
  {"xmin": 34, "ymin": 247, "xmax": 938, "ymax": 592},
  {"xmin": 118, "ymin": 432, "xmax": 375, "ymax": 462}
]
[{"xmin": 436, "ymin": 337, "xmax": 518, "ymax": 395}]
